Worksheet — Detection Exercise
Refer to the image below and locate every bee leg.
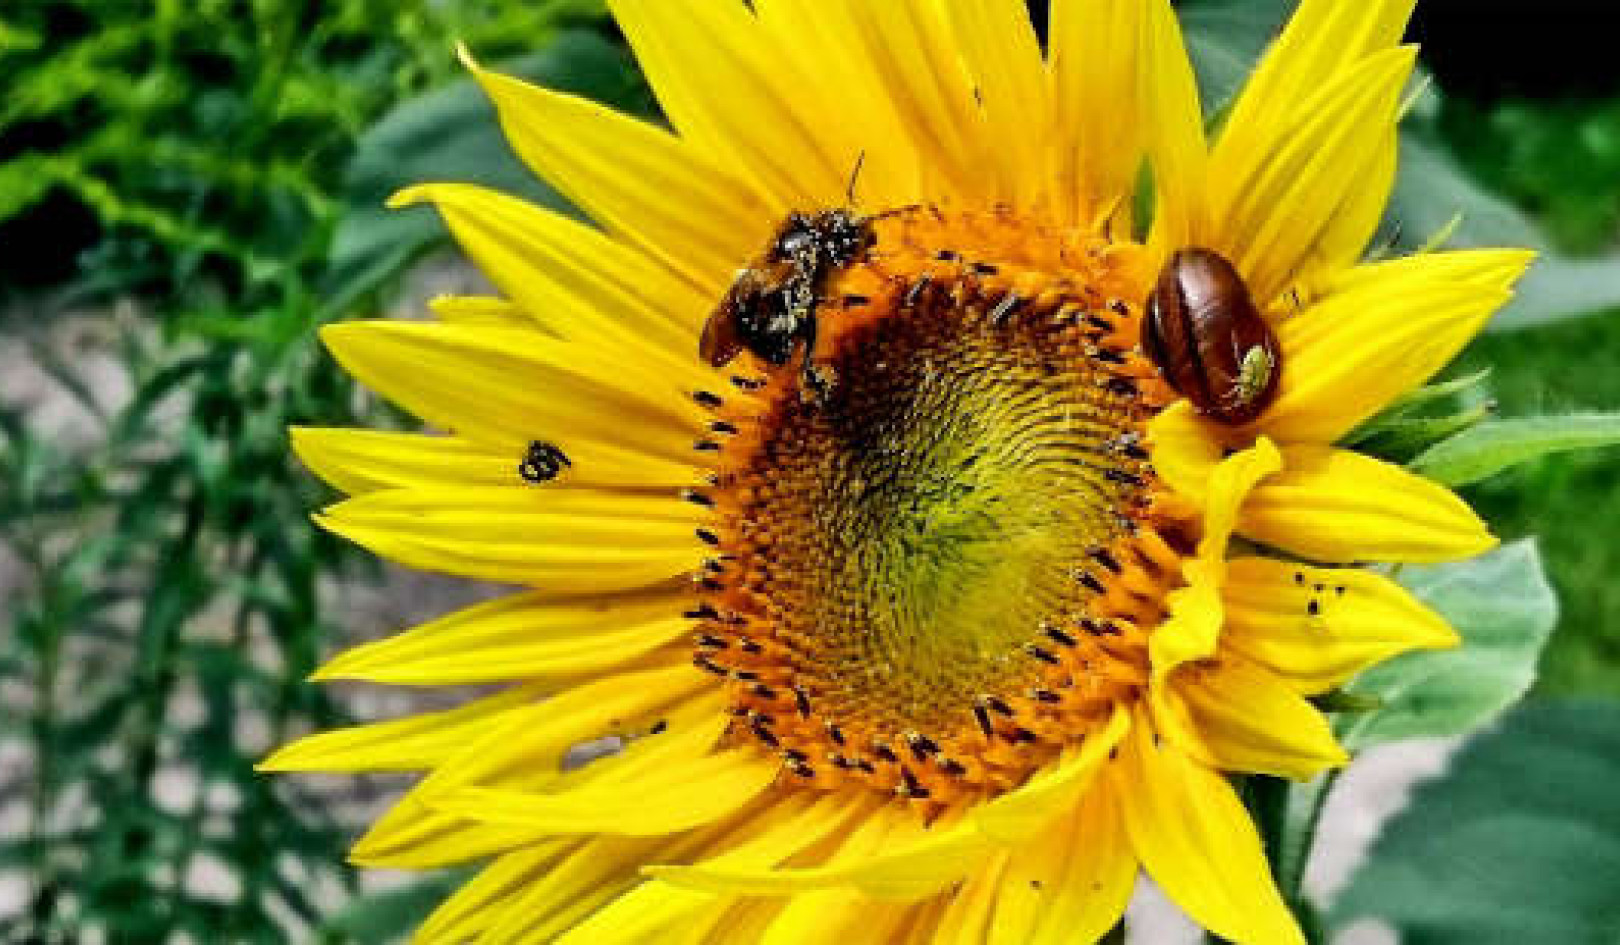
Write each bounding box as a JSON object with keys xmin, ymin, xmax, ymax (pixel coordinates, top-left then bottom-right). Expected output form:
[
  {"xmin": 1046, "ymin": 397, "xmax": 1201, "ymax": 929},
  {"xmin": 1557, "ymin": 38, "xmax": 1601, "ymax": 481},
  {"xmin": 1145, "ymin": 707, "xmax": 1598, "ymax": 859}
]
[{"xmin": 796, "ymin": 316, "xmax": 835, "ymax": 406}]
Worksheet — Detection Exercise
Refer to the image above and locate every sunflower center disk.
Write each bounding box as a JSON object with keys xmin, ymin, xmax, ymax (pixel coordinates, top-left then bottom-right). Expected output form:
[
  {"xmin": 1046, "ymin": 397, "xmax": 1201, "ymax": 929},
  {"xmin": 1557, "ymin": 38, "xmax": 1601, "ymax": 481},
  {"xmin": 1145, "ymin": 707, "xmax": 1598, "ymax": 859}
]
[{"xmin": 692, "ymin": 209, "xmax": 1188, "ymax": 807}]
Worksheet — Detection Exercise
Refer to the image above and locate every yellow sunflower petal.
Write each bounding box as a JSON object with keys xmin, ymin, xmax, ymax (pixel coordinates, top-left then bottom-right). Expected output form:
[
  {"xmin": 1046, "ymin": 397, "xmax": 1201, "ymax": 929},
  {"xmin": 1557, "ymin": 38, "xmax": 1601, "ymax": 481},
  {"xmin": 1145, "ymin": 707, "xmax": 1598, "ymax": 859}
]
[
  {"xmin": 390, "ymin": 183, "xmax": 707, "ymax": 363},
  {"xmin": 1221, "ymin": 556, "xmax": 1459, "ymax": 693},
  {"xmin": 753, "ymin": 813, "xmax": 921, "ymax": 944},
  {"xmin": 649, "ymin": 800, "xmax": 990, "ymax": 901},
  {"xmin": 317, "ymin": 485, "xmax": 699, "ymax": 589},
  {"xmin": 1310, "ymin": 123, "xmax": 1397, "ymax": 281},
  {"xmin": 432, "ymin": 749, "xmax": 776, "ymax": 837},
  {"xmin": 555, "ymin": 793, "xmax": 861, "ymax": 945},
  {"xmin": 417, "ymin": 664, "xmax": 715, "ymax": 795},
  {"xmin": 357, "ymin": 691, "xmax": 727, "ymax": 872},
  {"xmin": 1241, "ymin": 445, "xmax": 1496, "ymax": 563},
  {"xmin": 350, "ymin": 790, "xmax": 550, "ymax": 869},
  {"xmin": 256, "ymin": 684, "xmax": 540, "ymax": 772},
  {"xmin": 1215, "ymin": 0, "xmax": 1414, "ymax": 172},
  {"xmin": 464, "ymin": 55, "xmax": 768, "ymax": 289},
  {"xmin": 429, "ymin": 294, "xmax": 534, "ymax": 331},
  {"xmin": 416, "ymin": 842, "xmax": 575, "ymax": 944},
  {"xmin": 1113, "ymin": 715, "xmax": 1305, "ymax": 945},
  {"xmin": 975, "ymin": 702, "xmax": 1131, "ymax": 841},
  {"xmin": 989, "ymin": 781, "xmax": 1136, "ymax": 944},
  {"xmin": 309, "ymin": 586, "xmax": 688, "ymax": 686},
  {"xmin": 934, "ymin": 853, "xmax": 1006, "ymax": 945},
  {"xmin": 320, "ymin": 321, "xmax": 706, "ymax": 473},
  {"xmin": 480, "ymin": 833, "xmax": 685, "ymax": 944},
  {"xmin": 1262, "ymin": 249, "xmax": 1535, "ymax": 443},
  {"xmin": 1211, "ymin": 47, "xmax": 1416, "ymax": 303},
  {"xmin": 943, "ymin": 0, "xmax": 1049, "ymax": 208},
  {"xmin": 1141, "ymin": 0, "xmax": 1208, "ymax": 255},
  {"xmin": 291, "ymin": 427, "xmax": 514, "ymax": 496},
  {"xmin": 1208, "ymin": 0, "xmax": 1417, "ymax": 292},
  {"xmin": 1172, "ymin": 654, "xmax": 1348, "ymax": 781},
  {"xmin": 749, "ymin": 0, "xmax": 919, "ymax": 206},
  {"xmin": 1144, "ymin": 400, "xmax": 1223, "ymax": 503},
  {"xmin": 1150, "ymin": 438, "xmax": 1281, "ymax": 677},
  {"xmin": 837, "ymin": 0, "xmax": 988, "ymax": 201},
  {"xmin": 1049, "ymin": 0, "xmax": 1148, "ymax": 231},
  {"xmin": 343, "ymin": 675, "xmax": 714, "ymax": 869},
  {"xmin": 607, "ymin": 0, "xmax": 848, "ymax": 210},
  {"xmin": 652, "ymin": 708, "xmax": 1128, "ymax": 901}
]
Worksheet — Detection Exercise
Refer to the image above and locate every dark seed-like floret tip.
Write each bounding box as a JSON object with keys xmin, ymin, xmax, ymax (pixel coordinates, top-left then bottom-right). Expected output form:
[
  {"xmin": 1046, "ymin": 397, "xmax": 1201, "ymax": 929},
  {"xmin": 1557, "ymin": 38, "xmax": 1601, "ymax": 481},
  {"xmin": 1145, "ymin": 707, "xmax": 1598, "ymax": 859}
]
[
  {"xmin": 1045, "ymin": 626, "xmax": 1078, "ymax": 647},
  {"xmin": 693, "ymin": 655, "xmax": 728, "ymax": 676},
  {"xmin": 1026, "ymin": 644, "xmax": 1061, "ymax": 665}
]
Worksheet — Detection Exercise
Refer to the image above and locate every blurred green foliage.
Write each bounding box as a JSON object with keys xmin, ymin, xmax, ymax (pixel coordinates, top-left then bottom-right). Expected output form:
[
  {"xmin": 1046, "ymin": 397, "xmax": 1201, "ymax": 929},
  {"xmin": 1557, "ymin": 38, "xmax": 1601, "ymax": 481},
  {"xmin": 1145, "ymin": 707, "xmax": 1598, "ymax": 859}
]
[
  {"xmin": 0, "ymin": 1, "xmax": 608, "ymax": 941},
  {"xmin": 1441, "ymin": 97, "xmax": 1620, "ymax": 255},
  {"xmin": 1439, "ymin": 92, "xmax": 1620, "ymax": 698}
]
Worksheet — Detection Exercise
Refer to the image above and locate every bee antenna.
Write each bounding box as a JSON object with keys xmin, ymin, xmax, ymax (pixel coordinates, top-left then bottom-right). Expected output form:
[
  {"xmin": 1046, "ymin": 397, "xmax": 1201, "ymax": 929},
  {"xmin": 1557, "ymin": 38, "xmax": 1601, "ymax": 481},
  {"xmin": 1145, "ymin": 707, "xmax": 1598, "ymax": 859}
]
[
  {"xmin": 863, "ymin": 203, "xmax": 923, "ymax": 225},
  {"xmin": 845, "ymin": 150, "xmax": 867, "ymax": 206}
]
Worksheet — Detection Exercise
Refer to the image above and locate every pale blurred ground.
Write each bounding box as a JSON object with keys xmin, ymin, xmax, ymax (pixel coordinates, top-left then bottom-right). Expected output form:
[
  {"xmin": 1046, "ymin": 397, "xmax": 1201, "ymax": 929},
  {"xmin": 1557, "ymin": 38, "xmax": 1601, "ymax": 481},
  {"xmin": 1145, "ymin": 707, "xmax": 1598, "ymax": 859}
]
[{"xmin": 0, "ymin": 256, "xmax": 1453, "ymax": 939}]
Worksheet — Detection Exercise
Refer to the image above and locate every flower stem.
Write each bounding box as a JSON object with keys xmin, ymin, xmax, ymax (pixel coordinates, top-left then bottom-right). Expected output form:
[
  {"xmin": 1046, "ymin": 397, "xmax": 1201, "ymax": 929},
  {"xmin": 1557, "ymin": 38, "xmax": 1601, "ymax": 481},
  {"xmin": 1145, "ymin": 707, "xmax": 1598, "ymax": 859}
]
[{"xmin": 1239, "ymin": 771, "xmax": 1341, "ymax": 945}]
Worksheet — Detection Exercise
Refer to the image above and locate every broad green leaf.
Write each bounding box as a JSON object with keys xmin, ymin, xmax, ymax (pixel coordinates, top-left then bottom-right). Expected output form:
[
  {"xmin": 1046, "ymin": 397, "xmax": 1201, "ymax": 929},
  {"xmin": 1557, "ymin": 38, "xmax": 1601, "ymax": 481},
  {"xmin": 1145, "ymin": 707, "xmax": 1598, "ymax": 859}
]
[
  {"xmin": 1409, "ymin": 414, "xmax": 1620, "ymax": 487},
  {"xmin": 324, "ymin": 28, "xmax": 648, "ymax": 313},
  {"xmin": 1177, "ymin": 0, "xmax": 1292, "ymax": 112},
  {"xmin": 1332, "ymin": 700, "xmax": 1620, "ymax": 943},
  {"xmin": 1337, "ymin": 540, "xmax": 1556, "ymax": 749}
]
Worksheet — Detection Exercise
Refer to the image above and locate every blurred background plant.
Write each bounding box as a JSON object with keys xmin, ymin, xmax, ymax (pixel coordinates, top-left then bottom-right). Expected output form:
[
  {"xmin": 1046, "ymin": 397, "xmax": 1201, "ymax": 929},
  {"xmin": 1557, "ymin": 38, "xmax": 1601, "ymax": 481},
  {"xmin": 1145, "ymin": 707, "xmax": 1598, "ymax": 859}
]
[{"xmin": 1, "ymin": 0, "xmax": 1616, "ymax": 942}]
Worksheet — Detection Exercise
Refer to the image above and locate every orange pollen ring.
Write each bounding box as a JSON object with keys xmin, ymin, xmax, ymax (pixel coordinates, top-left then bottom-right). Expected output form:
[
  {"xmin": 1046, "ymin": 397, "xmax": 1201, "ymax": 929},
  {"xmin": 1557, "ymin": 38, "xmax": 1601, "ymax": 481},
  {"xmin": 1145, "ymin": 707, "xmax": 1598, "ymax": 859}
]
[{"xmin": 686, "ymin": 207, "xmax": 1191, "ymax": 809}]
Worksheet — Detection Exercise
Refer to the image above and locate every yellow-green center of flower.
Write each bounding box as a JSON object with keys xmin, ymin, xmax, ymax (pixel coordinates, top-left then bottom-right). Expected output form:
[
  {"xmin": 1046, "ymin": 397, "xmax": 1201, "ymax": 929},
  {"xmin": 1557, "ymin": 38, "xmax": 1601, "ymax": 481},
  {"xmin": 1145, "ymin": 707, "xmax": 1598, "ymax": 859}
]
[{"xmin": 690, "ymin": 208, "xmax": 1187, "ymax": 806}]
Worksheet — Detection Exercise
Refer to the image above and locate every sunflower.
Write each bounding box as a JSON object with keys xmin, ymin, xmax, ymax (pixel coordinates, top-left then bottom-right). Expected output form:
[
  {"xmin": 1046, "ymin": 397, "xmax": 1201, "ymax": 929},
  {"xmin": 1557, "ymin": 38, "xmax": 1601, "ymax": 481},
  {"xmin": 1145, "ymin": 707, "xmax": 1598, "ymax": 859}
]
[{"xmin": 262, "ymin": 0, "xmax": 1531, "ymax": 942}]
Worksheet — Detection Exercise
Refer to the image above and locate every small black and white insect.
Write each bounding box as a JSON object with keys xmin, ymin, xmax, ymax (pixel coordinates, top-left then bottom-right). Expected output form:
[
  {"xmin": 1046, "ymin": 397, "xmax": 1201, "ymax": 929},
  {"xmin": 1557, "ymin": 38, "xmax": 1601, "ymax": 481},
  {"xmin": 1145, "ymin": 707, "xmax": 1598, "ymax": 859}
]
[{"xmin": 518, "ymin": 440, "xmax": 571, "ymax": 483}]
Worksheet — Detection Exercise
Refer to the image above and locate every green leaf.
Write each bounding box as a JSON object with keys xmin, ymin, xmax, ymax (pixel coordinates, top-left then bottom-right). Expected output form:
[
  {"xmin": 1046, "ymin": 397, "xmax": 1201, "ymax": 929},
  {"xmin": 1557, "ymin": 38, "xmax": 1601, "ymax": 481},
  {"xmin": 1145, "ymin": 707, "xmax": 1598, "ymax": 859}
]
[
  {"xmin": 1409, "ymin": 414, "xmax": 1620, "ymax": 487},
  {"xmin": 1332, "ymin": 699, "xmax": 1620, "ymax": 943},
  {"xmin": 1337, "ymin": 540, "xmax": 1556, "ymax": 749},
  {"xmin": 323, "ymin": 27, "xmax": 647, "ymax": 313},
  {"xmin": 1176, "ymin": 0, "xmax": 1292, "ymax": 113}
]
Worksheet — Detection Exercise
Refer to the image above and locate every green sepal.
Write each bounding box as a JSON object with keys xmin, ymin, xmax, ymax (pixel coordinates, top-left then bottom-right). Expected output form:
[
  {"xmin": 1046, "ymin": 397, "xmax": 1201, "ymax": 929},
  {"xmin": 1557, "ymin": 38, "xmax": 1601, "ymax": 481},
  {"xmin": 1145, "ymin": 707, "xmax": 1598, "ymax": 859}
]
[{"xmin": 1408, "ymin": 413, "xmax": 1620, "ymax": 487}]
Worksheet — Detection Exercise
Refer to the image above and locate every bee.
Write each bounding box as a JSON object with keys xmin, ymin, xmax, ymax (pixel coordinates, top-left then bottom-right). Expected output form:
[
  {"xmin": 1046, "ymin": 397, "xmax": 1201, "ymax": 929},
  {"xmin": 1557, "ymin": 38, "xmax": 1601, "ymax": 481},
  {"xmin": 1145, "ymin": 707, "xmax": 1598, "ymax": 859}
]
[
  {"xmin": 698, "ymin": 208, "xmax": 878, "ymax": 395},
  {"xmin": 518, "ymin": 440, "xmax": 570, "ymax": 483},
  {"xmin": 1141, "ymin": 247, "xmax": 1281, "ymax": 425}
]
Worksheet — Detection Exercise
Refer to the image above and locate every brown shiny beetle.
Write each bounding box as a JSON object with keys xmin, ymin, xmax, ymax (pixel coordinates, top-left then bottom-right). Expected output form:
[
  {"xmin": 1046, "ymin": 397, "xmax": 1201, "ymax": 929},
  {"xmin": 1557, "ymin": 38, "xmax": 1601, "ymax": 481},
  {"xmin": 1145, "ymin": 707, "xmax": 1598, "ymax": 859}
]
[{"xmin": 1141, "ymin": 247, "xmax": 1281, "ymax": 425}]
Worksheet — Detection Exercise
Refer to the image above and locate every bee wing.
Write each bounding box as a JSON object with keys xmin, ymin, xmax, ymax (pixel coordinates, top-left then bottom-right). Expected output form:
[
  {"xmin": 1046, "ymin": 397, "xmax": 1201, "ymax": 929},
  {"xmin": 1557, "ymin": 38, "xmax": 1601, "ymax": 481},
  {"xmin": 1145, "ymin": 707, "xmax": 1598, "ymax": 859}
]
[{"xmin": 701, "ymin": 268, "xmax": 771, "ymax": 366}]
